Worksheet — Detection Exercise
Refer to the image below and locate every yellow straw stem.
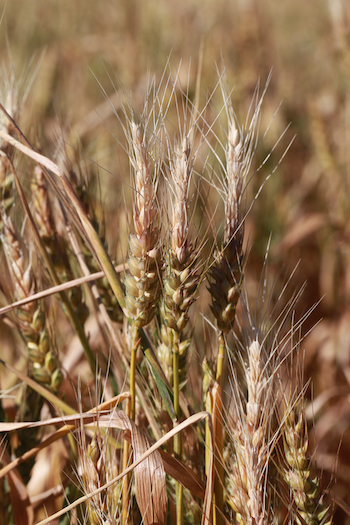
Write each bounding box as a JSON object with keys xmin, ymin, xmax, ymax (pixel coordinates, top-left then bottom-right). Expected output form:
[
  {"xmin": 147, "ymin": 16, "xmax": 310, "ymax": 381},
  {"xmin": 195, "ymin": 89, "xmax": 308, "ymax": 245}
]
[
  {"xmin": 172, "ymin": 329, "xmax": 183, "ymax": 525},
  {"xmin": 213, "ymin": 332, "xmax": 225, "ymax": 525}
]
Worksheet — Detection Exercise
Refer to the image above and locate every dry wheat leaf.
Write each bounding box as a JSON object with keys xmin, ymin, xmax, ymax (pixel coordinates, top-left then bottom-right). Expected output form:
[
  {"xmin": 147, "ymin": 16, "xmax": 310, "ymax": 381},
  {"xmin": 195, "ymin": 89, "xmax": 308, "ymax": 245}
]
[
  {"xmin": 123, "ymin": 429, "xmax": 205, "ymax": 500},
  {"xmin": 153, "ymin": 447, "xmax": 205, "ymax": 501},
  {"xmin": 0, "ymin": 446, "xmax": 34, "ymax": 525},
  {"xmin": 117, "ymin": 411, "xmax": 167, "ymax": 525},
  {"xmin": 7, "ymin": 470, "xmax": 34, "ymax": 525},
  {"xmin": 0, "ymin": 394, "xmax": 129, "ymax": 480},
  {"xmin": 0, "ymin": 263, "xmax": 126, "ymax": 317},
  {"xmin": 35, "ymin": 412, "xmax": 213, "ymax": 525},
  {"xmin": 0, "ymin": 412, "xmax": 116, "ymax": 432},
  {"xmin": 0, "ymin": 392, "xmax": 130, "ymax": 432}
]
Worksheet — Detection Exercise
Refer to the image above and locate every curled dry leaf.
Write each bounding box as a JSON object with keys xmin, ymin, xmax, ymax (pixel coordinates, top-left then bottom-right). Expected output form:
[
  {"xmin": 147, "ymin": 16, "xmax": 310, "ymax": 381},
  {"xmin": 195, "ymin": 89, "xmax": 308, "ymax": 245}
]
[{"xmin": 119, "ymin": 412, "xmax": 167, "ymax": 525}]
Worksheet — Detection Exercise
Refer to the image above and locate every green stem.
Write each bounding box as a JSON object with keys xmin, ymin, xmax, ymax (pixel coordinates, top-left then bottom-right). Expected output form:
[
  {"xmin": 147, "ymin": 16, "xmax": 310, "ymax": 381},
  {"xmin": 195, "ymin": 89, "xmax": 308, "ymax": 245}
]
[
  {"xmin": 213, "ymin": 331, "xmax": 225, "ymax": 525},
  {"xmin": 122, "ymin": 413, "xmax": 131, "ymax": 525},
  {"xmin": 130, "ymin": 326, "xmax": 139, "ymax": 422},
  {"xmin": 173, "ymin": 330, "xmax": 180, "ymax": 421},
  {"xmin": 216, "ymin": 331, "xmax": 226, "ymax": 389},
  {"xmin": 172, "ymin": 329, "xmax": 183, "ymax": 525},
  {"xmin": 122, "ymin": 326, "xmax": 139, "ymax": 525}
]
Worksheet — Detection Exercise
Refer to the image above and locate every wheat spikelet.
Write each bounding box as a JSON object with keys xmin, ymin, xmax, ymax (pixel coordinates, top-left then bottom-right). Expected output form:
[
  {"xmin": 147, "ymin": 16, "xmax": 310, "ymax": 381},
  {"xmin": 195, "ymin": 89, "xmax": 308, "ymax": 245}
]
[
  {"xmin": 30, "ymin": 162, "xmax": 89, "ymax": 326},
  {"xmin": 159, "ymin": 136, "xmax": 200, "ymax": 385},
  {"xmin": 1, "ymin": 213, "xmax": 63, "ymax": 391},
  {"xmin": 30, "ymin": 164, "xmax": 56, "ymax": 244},
  {"xmin": 80, "ymin": 431, "xmax": 123, "ymax": 525},
  {"xmin": 284, "ymin": 407, "xmax": 333, "ymax": 525},
  {"xmin": 208, "ymin": 118, "xmax": 244, "ymax": 336},
  {"xmin": 124, "ymin": 122, "xmax": 162, "ymax": 331},
  {"xmin": 226, "ymin": 336, "xmax": 272, "ymax": 525}
]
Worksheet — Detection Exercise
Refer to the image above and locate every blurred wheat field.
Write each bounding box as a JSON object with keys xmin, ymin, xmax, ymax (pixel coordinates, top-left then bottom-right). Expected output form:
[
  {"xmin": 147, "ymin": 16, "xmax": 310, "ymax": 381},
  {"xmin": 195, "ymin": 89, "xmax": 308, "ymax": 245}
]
[{"xmin": 0, "ymin": 1, "xmax": 349, "ymax": 524}]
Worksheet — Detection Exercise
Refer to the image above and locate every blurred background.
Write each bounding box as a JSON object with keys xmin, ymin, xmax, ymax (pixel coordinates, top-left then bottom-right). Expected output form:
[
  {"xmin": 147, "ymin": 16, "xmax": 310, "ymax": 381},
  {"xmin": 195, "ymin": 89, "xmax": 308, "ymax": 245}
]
[{"xmin": 1, "ymin": 0, "xmax": 350, "ymax": 521}]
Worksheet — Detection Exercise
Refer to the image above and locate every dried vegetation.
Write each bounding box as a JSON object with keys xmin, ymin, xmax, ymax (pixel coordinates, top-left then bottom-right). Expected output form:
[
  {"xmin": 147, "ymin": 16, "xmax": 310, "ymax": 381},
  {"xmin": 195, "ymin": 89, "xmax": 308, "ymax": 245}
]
[{"xmin": 0, "ymin": 1, "xmax": 350, "ymax": 524}]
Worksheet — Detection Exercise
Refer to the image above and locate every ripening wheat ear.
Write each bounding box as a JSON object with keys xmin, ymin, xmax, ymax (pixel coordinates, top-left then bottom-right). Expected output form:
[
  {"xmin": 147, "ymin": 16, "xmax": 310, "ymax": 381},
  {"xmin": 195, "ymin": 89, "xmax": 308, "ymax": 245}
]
[
  {"xmin": 157, "ymin": 132, "xmax": 203, "ymax": 525},
  {"xmin": 79, "ymin": 427, "xmax": 123, "ymax": 525},
  {"xmin": 31, "ymin": 162, "xmax": 90, "ymax": 326},
  {"xmin": 0, "ymin": 213, "xmax": 63, "ymax": 392},
  {"xmin": 224, "ymin": 278, "xmax": 288, "ymax": 525},
  {"xmin": 0, "ymin": 211, "xmax": 63, "ymax": 484},
  {"xmin": 122, "ymin": 121, "xmax": 163, "ymax": 522},
  {"xmin": 205, "ymin": 94, "xmax": 251, "ymax": 525},
  {"xmin": 124, "ymin": 123, "xmax": 162, "ymax": 331},
  {"xmin": 159, "ymin": 135, "xmax": 202, "ymax": 391},
  {"xmin": 225, "ymin": 334, "xmax": 275, "ymax": 525},
  {"xmin": 124, "ymin": 122, "xmax": 162, "ymax": 418},
  {"xmin": 283, "ymin": 401, "xmax": 333, "ymax": 525}
]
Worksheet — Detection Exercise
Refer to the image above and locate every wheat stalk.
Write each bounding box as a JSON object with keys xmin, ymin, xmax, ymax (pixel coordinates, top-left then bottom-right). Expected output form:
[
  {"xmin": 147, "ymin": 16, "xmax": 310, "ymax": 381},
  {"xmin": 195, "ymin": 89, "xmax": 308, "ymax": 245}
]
[
  {"xmin": 206, "ymin": 111, "xmax": 246, "ymax": 525},
  {"xmin": 158, "ymin": 134, "xmax": 202, "ymax": 525},
  {"xmin": 122, "ymin": 121, "xmax": 162, "ymax": 523}
]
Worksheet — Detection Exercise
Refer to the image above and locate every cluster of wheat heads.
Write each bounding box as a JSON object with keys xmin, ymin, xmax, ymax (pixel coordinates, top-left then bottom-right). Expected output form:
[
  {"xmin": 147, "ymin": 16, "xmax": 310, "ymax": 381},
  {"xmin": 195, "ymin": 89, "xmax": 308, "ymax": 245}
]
[{"xmin": 0, "ymin": 64, "xmax": 334, "ymax": 525}]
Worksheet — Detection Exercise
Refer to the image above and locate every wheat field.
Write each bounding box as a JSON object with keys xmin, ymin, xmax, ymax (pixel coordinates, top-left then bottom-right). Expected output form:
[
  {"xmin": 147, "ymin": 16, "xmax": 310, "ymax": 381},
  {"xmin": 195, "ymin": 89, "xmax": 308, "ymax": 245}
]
[{"xmin": 0, "ymin": 1, "xmax": 349, "ymax": 524}]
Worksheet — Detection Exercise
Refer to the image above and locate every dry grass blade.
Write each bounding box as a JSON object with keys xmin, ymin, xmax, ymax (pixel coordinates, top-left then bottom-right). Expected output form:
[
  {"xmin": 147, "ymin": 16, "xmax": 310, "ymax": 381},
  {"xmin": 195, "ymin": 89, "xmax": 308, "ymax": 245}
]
[
  {"xmin": 0, "ymin": 127, "xmax": 126, "ymax": 313},
  {"xmin": 0, "ymin": 263, "xmax": 126, "ymax": 317},
  {"xmin": 0, "ymin": 401, "xmax": 130, "ymax": 433},
  {"xmin": 123, "ymin": 429, "xmax": 206, "ymax": 499},
  {"xmin": 119, "ymin": 412, "xmax": 167, "ymax": 525},
  {"xmin": 34, "ymin": 411, "xmax": 213, "ymax": 525},
  {"xmin": 7, "ymin": 469, "xmax": 33, "ymax": 525},
  {"xmin": 158, "ymin": 449, "xmax": 205, "ymax": 500},
  {"xmin": 0, "ymin": 393, "xmax": 129, "ymax": 480}
]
